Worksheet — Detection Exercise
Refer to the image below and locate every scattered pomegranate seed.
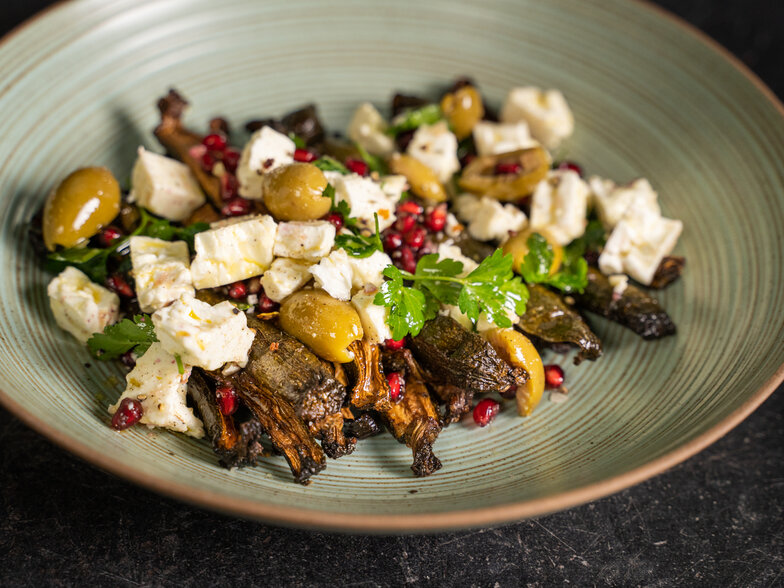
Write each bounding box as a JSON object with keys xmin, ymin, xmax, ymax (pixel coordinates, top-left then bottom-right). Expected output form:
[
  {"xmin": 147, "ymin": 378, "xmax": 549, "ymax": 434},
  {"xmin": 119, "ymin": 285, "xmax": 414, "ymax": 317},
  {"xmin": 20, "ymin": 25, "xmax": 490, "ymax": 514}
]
[
  {"xmin": 397, "ymin": 201, "xmax": 423, "ymax": 216},
  {"xmin": 293, "ymin": 148, "xmax": 317, "ymax": 163},
  {"xmin": 345, "ymin": 158, "xmax": 369, "ymax": 176},
  {"xmin": 473, "ymin": 398, "xmax": 500, "ymax": 427},
  {"xmin": 325, "ymin": 212, "xmax": 344, "ymax": 230},
  {"xmin": 98, "ymin": 225, "xmax": 123, "ymax": 248},
  {"xmin": 201, "ymin": 151, "xmax": 216, "ymax": 172},
  {"xmin": 111, "ymin": 398, "xmax": 143, "ymax": 431},
  {"xmin": 416, "ymin": 239, "xmax": 437, "ymax": 259},
  {"xmin": 400, "ymin": 247, "xmax": 417, "ymax": 273},
  {"xmin": 228, "ymin": 281, "xmax": 247, "ymax": 299},
  {"xmin": 215, "ymin": 384, "xmax": 239, "ymax": 415},
  {"xmin": 257, "ymin": 292, "xmax": 279, "ymax": 313},
  {"xmin": 544, "ymin": 364, "xmax": 565, "ymax": 389},
  {"xmin": 404, "ymin": 226, "xmax": 426, "ymax": 249},
  {"xmin": 220, "ymin": 173, "xmax": 239, "ymax": 200},
  {"xmin": 425, "ymin": 205, "xmax": 447, "ymax": 232},
  {"xmin": 387, "ymin": 372, "xmax": 404, "ymax": 401},
  {"xmin": 221, "ymin": 197, "xmax": 252, "ymax": 217},
  {"xmin": 222, "ymin": 147, "xmax": 241, "ymax": 172},
  {"xmin": 203, "ymin": 133, "xmax": 227, "ymax": 151},
  {"xmin": 384, "ymin": 231, "xmax": 404, "ymax": 252},
  {"xmin": 395, "ymin": 214, "xmax": 417, "ymax": 233},
  {"xmin": 495, "ymin": 162, "xmax": 522, "ymax": 175},
  {"xmin": 120, "ymin": 351, "xmax": 136, "ymax": 369},
  {"xmin": 385, "ymin": 338, "xmax": 406, "ymax": 350},
  {"xmin": 107, "ymin": 274, "xmax": 134, "ymax": 298},
  {"xmin": 557, "ymin": 161, "xmax": 583, "ymax": 176}
]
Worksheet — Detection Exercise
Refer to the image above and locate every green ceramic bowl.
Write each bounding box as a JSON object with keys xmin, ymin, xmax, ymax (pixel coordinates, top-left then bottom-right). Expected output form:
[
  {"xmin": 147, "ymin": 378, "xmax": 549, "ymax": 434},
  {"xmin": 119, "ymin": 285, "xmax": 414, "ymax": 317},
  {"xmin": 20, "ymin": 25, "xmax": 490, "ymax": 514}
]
[{"xmin": 0, "ymin": 0, "xmax": 782, "ymax": 532}]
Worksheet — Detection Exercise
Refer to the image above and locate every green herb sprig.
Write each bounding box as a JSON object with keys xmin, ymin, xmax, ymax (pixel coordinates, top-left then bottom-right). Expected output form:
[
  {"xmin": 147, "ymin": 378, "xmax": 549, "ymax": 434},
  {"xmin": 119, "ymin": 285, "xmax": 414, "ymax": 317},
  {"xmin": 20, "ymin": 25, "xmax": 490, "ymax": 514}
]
[
  {"xmin": 519, "ymin": 233, "xmax": 589, "ymax": 293},
  {"xmin": 313, "ymin": 156, "xmax": 349, "ymax": 174},
  {"xmin": 87, "ymin": 314, "xmax": 157, "ymax": 360},
  {"xmin": 334, "ymin": 213, "xmax": 384, "ymax": 258},
  {"xmin": 386, "ymin": 104, "xmax": 442, "ymax": 136}
]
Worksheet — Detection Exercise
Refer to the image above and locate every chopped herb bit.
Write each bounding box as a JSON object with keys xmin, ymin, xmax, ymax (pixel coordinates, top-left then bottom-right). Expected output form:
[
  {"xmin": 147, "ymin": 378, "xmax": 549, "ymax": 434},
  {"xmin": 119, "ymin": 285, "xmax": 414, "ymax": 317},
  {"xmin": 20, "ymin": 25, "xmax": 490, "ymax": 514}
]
[
  {"xmin": 355, "ymin": 144, "xmax": 388, "ymax": 175},
  {"xmin": 87, "ymin": 315, "xmax": 157, "ymax": 360},
  {"xmin": 386, "ymin": 104, "xmax": 442, "ymax": 136},
  {"xmin": 322, "ymin": 184, "xmax": 360, "ymax": 230},
  {"xmin": 520, "ymin": 233, "xmax": 588, "ymax": 294},
  {"xmin": 288, "ymin": 132, "xmax": 306, "ymax": 149},
  {"xmin": 174, "ymin": 353, "xmax": 185, "ymax": 375},
  {"xmin": 313, "ymin": 156, "xmax": 349, "ymax": 174},
  {"xmin": 230, "ymin": 301, "xmax": 252, "ymax": 311},
  {"xmin": 334, "ymin": 214, "xmax": 383, "ymax": 258}
]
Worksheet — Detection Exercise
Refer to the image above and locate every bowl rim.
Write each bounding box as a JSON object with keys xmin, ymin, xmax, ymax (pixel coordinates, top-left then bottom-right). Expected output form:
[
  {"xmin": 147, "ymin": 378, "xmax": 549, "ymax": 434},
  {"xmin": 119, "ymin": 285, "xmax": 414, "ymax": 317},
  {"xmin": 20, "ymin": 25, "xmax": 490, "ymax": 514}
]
[{"xmin": 0, "ymin": 0, "xmax": 782, "ymax": 533}]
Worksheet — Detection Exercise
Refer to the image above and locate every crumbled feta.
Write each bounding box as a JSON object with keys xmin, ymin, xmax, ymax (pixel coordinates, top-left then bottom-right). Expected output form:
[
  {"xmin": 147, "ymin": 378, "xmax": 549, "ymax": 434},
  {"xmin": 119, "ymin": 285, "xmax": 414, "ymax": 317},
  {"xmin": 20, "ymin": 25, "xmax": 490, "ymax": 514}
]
[
  {"xmin": 437, "ymin": 240, "xmax": 478, "ymax": 276},
  {"xmin": 347, "ymin": 102, "xmax": 396, "ymax": 157},
  {"xmin": 378, "ymin": 174, "xmax": 408, "ymax": 202},
  {"xmin": 454, "ymin": 194, "xmax": 528, "ymax": 242},
  {"xmin": 608, "ymin": 274, "xmax": 629, "ymax": 297},
  {"xmin": 236, "ymin": 126, "xmax": 295, "ymax": 199},
  {"xmin": 529, "ymin": 170, "xmax": 589, "ymax": 245},
  {"xmin": 589, "ymin": 177, "xmax": 660, "ymax": 230},
  {"xmin": 599, "ymin": 193, "xmax": 683, "ymax": 285},
  {"xmin": 129, "ymin": 147, "xmax": 206, "ymax": 222},
  {"xmin": 260, "ymin": 258, "xmax": 312, "ymax": 302},
  {"xmin": 309, "ymin": 249, "xmax": 354, "ymax": 300},
  {"xmin": 130, "ymin": 236, "xmax": 194, "ymax": 313},
  {"xmin": 472, "ymin": 120, "xmax": 538, "ymax": 156},
  {"xmin": 152, "ymin": 295, "xmax": 255, "ymax": 371},
  {"xmin": 500, "ymin": 87, "xmax": 574, "ymax": 149},
  {"xmin": 189, "ymin": 215, "xmax": 277, "ymax": 288},
  {"xmin": 442, "ymin": 304, "xmax": 519, "ymax": 334},
  {"xmin": 346, "ymin": 250, "xmax": 393, "ymax": 290},
  {"xmin": 273, "ymin": 221, "xmax": 336, "ymax": 261},
  {"xmin": 47, "ymin": 267, "xmax": 119, "ymax": 343},
  {"xmin": 406, "ymin": 121, "xmax": 460, "ymax": 183},
  {"xmin": 444, "ymin": 212, "xmax": 464, "ymax": 238},
  {"xmin": 109, "ymin": 342, "xmax": 203, "ymax": 438},
  {"xmin": 351, "ymin": 291, "xmax": 392, "ymax": 344},
  {"xmin": 324, "ymin": 171, "xmax": 397, "ymax": 232}
]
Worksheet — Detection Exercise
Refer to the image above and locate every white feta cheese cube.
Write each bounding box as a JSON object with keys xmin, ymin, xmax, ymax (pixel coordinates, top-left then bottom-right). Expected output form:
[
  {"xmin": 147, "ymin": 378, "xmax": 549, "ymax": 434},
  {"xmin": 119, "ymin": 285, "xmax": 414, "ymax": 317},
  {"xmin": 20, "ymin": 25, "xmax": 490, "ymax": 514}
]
[
  {"xmin": 444, "ymin": 212, "xmax": 464, "ymax": 238},
  {"xmin": 454, "ymin": 193, "xmax": 528, "ymax": 242},
  {"xmin": 608, "ymin": 274, "xmax": 629, "ymax": 297},
  {"xmin": 47, "ymin": 266, "xmax": 120, "ymax": 343},
  {"xmin": 589, "ymin": 176, "xmax": 660, "ymax": 230},
  {"xmin": 129, "ymin": 147, "xmax": 206, "ymax": 222},
  {"xmin": 189, "ymin": 215, "xmax": 277, "ymax": 288},
  {"xmin": 273, "ymin": 221, "xmax": 336, "ymax": 261},
  {"xmin": 472, "ymin": 120, "xmax": 538, "ymax": 156},
  {"xmin": 500, "ymin": 87, "xmax": 574, "ymax": 149},
  {"xmin": 437, "ymin": 240, "xmax": 478, "ymax": 276},
  {"xmin": 442, "ymin": 304, "xmax": 519, "ymax": 334},
  {"xmin": 406, "ymin": 121, "xmax": 460, "ymax": 183},
  {"xmin": 346, "ymin": 250, "xmax": 393, "ymax": 290},
  {"xmin": 130, "ymin": 236, "xmax": 194, "ymax": 313},
  {"xmin": 529, "ymin": 170, "xmax": 589, "ymax": 245},
  {"xmin": 109, "ymin": 342, "xmax": 203, "ymax": 438},
  {"xmin": 351, "ymin": 291, "xmax": 392, "ymax": 344},
  {"xmin": 347, "ymin": 102, "xmax": 396, "ymax": 157},
  {"xmin": 152, "ymin": 295, "xmax": 255, "ymax": 371},
  {"xmin": 324, "ymin": 171, "xmax": 397, "ymax": 232},
  {"xmin": 309, "ymin": 249, "xmax": 354, "ymax": 300},
  {"xmin": 259, "ymin": 258, "xmax": 312, "ymax": 302},
  {"xmin": 378, "ymin": 174, "xmax": 408, "ymax": 203},
  {"xmin": 598, "ymin": 194, "xmax": 683, "ymax": 285},
  {"xmin": 236, "ymin": 126, "xmax": 296, "ymax": 199}
]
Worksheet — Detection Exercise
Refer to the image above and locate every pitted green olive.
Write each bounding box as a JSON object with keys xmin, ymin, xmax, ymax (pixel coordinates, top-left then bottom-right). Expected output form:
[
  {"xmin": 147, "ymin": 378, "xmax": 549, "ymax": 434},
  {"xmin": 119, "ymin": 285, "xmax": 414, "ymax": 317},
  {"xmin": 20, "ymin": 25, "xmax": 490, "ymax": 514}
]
[
  {"xmin": 262, "ymin": 163, "xmax": 331, "ymax": 221},
  {"xmin": 279, "ymin": 290, "xmax": 364, "ymax": 363},
  {"xmin": 43, "ymin": 167, "xmax": 121, "ymax": 251},
  {"xmin": 388, "ymin": 154, "xmax": 447, "ymax": 202},
  {"xmin": 440, "ymin": 85, "xmax": 484, "ymax": 140},
  {"xmin": 458, "ymin": 146, "xmax": 551, "ymax": 201}
]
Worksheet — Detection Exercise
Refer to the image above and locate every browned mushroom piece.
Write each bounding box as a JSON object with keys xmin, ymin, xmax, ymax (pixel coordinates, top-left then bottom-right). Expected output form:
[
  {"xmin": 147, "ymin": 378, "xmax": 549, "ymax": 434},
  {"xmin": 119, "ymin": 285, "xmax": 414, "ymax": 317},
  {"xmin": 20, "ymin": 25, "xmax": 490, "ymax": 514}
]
[
  {"xmin": 458, "ymin": 146, "xmax": 551, "ymax": 201},
  {"xmin": 343, "ymin": 339, "xmax": 392, "ymax": 412}
]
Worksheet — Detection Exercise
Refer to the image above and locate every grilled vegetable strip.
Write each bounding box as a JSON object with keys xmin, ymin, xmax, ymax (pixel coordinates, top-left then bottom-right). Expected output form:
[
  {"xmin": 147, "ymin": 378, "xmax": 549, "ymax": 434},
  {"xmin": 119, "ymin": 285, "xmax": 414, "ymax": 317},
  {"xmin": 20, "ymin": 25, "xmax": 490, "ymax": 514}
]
[
  {"xmin": 344, "ymin": 340, "xmax": 392, "ymax": 411},
  {"xmin": 650, "ymin": 256, "xmax": 686, "ymax": 289},
  {"xmin": 574, "ymin": 267, "xmax": 676, "ymax": 340},
  {"xmin": 343, "ymin": 412, "xmax": 384, "ymax": 440},
  {"xmin": 518, "ymin": 284, "xmax": 602, "ymax": 364},
  {"xmin": 154, "ymin": 90, "xmax": 222, "ymax": 206},
  {"xmin": 429, "ymin": 383, "xmax": 474, "ymax": 425},
  {"xmin": 187, "ymin": 370, "xmax": 244, "ymax": 467}
]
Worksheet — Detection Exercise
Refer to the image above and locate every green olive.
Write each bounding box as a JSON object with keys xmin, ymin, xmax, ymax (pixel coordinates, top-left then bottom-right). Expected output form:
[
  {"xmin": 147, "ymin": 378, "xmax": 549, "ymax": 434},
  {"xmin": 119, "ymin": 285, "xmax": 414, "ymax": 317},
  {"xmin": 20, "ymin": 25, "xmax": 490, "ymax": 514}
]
[
  {"xmin": 43, "ymin": 167, "xmax": 121, "ymax": 251},
  {"xmin": 279, "ymin": 290, "xmax": 364, "ymax": 363},
  {"xmin": 440, "ymin": 85, "xmax": 484, "ymax": 140},
  {"xmin": 388, "ymin": 154, "xmax": 447, "ymax": 202},
  {"xmin": 262, "ymin": 163, "xmax": 331, "ymax": 221},
  {"xmin": 502, "ymin": 229, "xmax": 563, "ymax": 275},
  {"xmin": 458, "ymin": 146, "xmax": 551, "ymax": 201}
]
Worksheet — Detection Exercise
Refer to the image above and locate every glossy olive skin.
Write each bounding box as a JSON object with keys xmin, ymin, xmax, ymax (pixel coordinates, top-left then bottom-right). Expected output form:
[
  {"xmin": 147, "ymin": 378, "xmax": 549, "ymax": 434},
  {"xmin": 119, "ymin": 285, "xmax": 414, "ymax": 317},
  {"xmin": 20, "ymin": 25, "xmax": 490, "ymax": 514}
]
[
  {"xmin": 43, "ymin": 167, "xmax": 121, "ymax": 251},
  {"xmin": 262, "ymin": 163, "xmax": 331, "ymax": 221},
  {"xmin": 485, "ymin": 328, "xmax": 545, "ymax": 416},
  {"xmin": 279, "ymin": 289, "xmax": 364, "ymax": 363},
  {"xmin": 458, "ymin": 146, "xmax": 551, "ymax": 201},
  {"xmin": 502, "ymin": 229, "xmax": 563, "ymax": 276},
  {"xmin": 388, "ymin": 154, "xmax": 447, "ymax": 202},
  {"xmin": 440, "ymin": 85, "xmax": 484, "ymax": 140}
]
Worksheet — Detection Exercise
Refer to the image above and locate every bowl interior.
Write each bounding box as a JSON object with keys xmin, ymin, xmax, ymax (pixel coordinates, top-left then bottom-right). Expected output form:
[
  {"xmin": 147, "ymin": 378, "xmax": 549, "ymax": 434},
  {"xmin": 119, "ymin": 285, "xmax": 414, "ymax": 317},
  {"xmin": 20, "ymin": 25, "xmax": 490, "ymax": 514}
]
[{"xmin": 0, "ymin": 0, "xmax": 782, "ymax": 530}]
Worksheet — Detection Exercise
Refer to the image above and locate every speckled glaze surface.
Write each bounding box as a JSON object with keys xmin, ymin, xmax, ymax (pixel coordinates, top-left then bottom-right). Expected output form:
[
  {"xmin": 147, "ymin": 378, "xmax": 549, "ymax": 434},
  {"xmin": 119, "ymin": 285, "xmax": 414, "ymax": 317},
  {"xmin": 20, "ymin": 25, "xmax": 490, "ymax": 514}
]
[{"xmin": 0, "ymin": 0, "xmax": 782, "ymax": 532}]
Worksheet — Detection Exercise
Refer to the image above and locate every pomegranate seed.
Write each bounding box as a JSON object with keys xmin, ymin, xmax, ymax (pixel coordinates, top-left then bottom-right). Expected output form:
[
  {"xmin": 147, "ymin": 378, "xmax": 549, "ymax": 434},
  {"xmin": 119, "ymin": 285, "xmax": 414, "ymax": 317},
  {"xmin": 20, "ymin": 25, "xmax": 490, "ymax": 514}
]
[
  {"xmin": 400, "ymin": 247, "xmax": 417, "ymax": 273},
  {"xmin": 228, "ymin": 281, "xmax": 247, "ymax": 299},
  {"xmin": 397, "ymin": 201, "xmax": 423, "ymax": 216},
  {"xmin": 293, "ymin": 148, "xmax": 316, "ymax": 163},
  {"xmin": 544, "ymin": 364, "xmax": 565, "ymax": 389},
  {"xmin": 221, "ymin": 197, "xmax": 252, "ymax": 217},
  {"xmin": 557, "ymin": 161, "xmax": 583, "ymax": 176},
  {"xmin": 425, "ymin": 205, "xmax": 447, "ymax": 232},
  {"xmin": 203, "ymin": 133, "xmax": 227, "ymax": 151},
  {"xmin": 257, "ymin": 292, "xmax": 279, "ymax": 313},
  {"xmin": 404, "ymin": 226, "xmax": 426, "ymax": 249},
  {"xmin": 222, "ymin": 147, "xmax": 241, "ymax": 172},
  {"xmin": 495, "ymin": 162, "xmax": 522, "ymax": 175},
  {"xmin": 395, "ymin": 214, "xmax": 416, "ymax": 233},
  {"xmin": 416, "ymin": 239, "xmax": 437, "ymax": 259},
  {"xmin": 345, "ymin": 158, "xmax": 369, "ymax": 176},
  {"xmin": 324, "ymin": 212, "xmax": 344, "ymax": 230},
  {"xmin": 215, "ymin": 384, "xmax": 239, "ymax": 415},
  {"xmin": 107, "ymin": 274, "xmax": 134, "ymax": 298},
  {"xmin": 111, "ymin": 398, "xmax": 143, "ymax": 431},
  {"xmin": 120, "ymin": 351, "xmax": 136, "ymax": 369},
  {"xmin": 384, "ymin": 231, "xmax": 404, "ymax": 252},
  {"xmin": 220, "ymin": 173, "xmax": 239, "ymax": 200},
  {"xmin": 384, "ymin": 338, "xmax": 406, "ymax": 350},
  {"xmin": 98, "ymin": 225, "xmax": 123, "ymax": 248},
  {"xmin": 473, "ymin": 398, "xmax": 500, "ymax": 427},
  {"xmin": 201, "ymin": 151, "xmax": 216, "ymax": 171},
  {"xmin": 387, "ymin": 372, "xmax": 404, "ymax": 401}
]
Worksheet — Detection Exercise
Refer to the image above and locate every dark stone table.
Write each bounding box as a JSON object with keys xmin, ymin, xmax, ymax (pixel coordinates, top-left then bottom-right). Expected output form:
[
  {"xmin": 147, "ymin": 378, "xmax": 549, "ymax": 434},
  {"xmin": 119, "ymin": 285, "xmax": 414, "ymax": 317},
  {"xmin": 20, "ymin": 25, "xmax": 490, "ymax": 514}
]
[{"xmin": 1, "ymin": 1, "xmax": 782, "ymax": 585}]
